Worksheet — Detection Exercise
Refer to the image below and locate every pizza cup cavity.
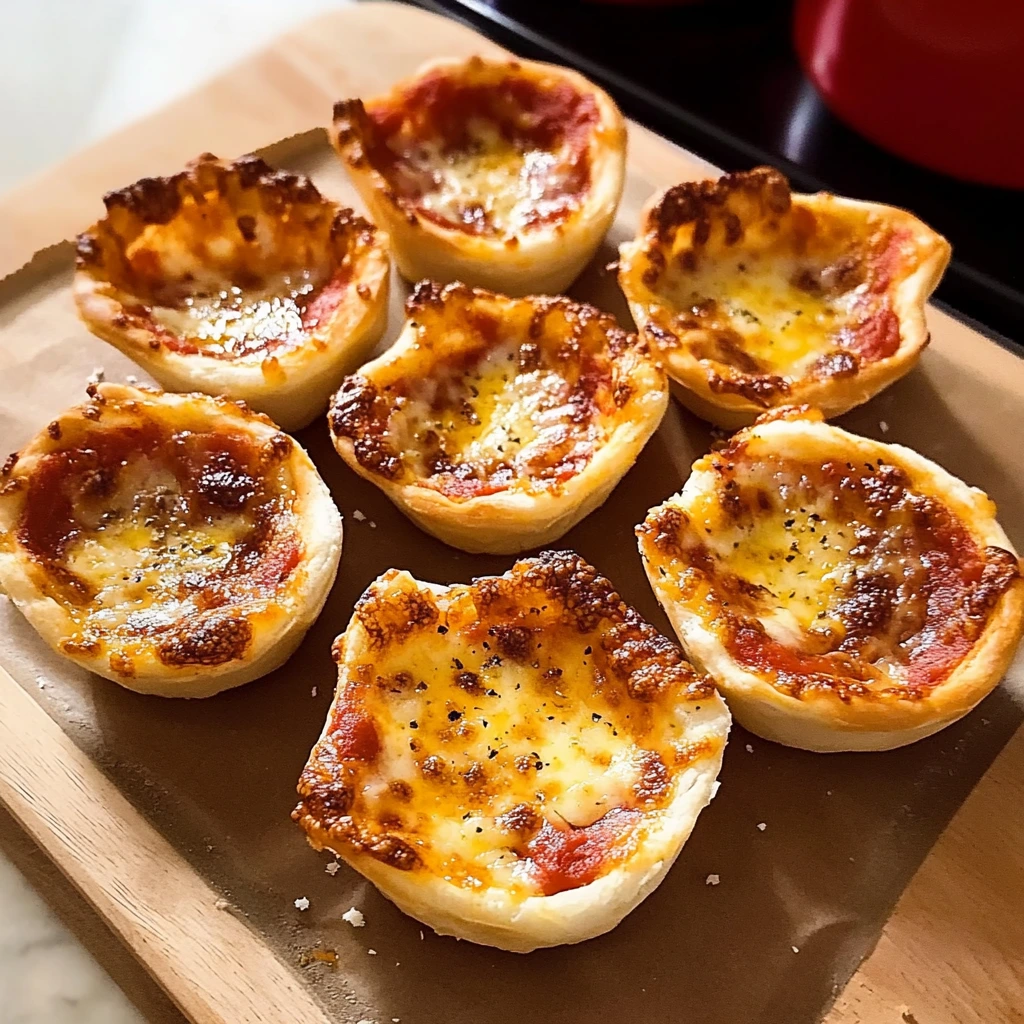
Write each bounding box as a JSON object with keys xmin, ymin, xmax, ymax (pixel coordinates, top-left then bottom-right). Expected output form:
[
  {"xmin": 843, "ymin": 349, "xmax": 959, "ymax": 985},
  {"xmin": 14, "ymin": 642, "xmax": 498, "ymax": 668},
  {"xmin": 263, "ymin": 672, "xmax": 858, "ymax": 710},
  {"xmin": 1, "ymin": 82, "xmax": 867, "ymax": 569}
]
[
  {"xmin": 0, "ymin": 383, "xmax": 342, "ymax": 697},
  {"xmin": 74, "ymin": 154, "xmax": 390, "ymax": 431},
  {"xmin": 618, "ymin": 167, "xmax": 951, "ymax": 428},
  {"xmin": 293, "ymin": 550, "xmax": 730, "ymax": 951},
  {"xmin": 328, "ymin": 281, "xmax": 669, "ymax": 555},
  {"xmin": 333, "ymin": 56, "xmax": 627, "ymax": 296},
  {"xmin": 638, "ymin": 407, "xmax": 1024, "ymax": 751}
]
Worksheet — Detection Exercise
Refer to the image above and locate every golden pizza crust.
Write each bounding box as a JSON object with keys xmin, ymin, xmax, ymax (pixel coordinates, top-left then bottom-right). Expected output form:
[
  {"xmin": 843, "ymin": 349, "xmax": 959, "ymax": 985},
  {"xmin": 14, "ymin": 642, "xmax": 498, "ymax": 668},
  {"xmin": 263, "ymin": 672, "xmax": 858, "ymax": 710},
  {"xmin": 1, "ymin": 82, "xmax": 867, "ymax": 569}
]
[
  {"xmin": 0, "ymin": 383, "xmax": 342, "ymax": 697},
  {"xmin": 328, "ymin": 281, "xmax": 668, "ymax": 554},
  {"xmin": 293, "ymin": 550, "xmax": 730, "ymax": 950},
  {"xmin": 74, "ymin": 154, "xmax": 390, "ymax": 431},
  {"xmin": 619, "ymin": 168, "xmax": 951, "ymax": 428},
  {"xmin": 638, "ymin": 408, "xmax": 1024, "ymax": 751},
  {"xmin": 333, "ymin": 56, "xmax": 626, "ymax": 296}
]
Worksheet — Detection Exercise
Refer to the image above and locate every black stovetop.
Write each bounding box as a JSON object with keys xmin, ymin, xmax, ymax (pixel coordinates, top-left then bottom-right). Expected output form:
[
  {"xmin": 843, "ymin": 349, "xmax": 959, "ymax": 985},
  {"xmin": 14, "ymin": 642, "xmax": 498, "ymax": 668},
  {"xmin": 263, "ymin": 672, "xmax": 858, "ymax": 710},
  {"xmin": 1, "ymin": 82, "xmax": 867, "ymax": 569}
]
[{"xmin": 412, "ymin": 0, "xmax": 1024, "ymax": 349}]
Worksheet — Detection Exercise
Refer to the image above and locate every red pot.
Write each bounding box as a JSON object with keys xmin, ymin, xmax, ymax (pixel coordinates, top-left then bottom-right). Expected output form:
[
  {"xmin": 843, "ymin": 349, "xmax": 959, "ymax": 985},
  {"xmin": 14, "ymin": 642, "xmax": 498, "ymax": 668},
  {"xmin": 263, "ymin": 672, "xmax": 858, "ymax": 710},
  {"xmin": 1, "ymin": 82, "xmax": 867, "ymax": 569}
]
[{"xmin": 794, "ymin": 0, "xmax": 1024, "ymax": 188}]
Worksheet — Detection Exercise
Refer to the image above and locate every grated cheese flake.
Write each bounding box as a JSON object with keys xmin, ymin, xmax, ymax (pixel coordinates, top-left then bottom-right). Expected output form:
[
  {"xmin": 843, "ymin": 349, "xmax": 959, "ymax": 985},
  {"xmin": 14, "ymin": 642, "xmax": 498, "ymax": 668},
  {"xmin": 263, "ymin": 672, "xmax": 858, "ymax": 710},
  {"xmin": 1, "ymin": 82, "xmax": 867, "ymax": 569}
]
[{"xmin": 342, "ymin": 906, "xmax": 365, "ymax": 926}]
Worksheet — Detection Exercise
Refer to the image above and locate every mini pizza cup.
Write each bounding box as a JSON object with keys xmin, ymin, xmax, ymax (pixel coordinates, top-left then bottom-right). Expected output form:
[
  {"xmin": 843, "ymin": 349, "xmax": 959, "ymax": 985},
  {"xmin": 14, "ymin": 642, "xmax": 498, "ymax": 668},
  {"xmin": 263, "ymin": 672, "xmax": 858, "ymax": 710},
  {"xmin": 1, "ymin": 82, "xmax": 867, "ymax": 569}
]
[
  {"xmin": 637, "ymin": 407, "xmax": 1024, "ymax": 752},
  {"xmin": 0, "ymin": 383, "xmax": 341, "ymax": 697},
  {"xmin": 328, "ymin": 281, "xmax": 669, "ymax": 555},
  {"xmin": 333, "ymin": 55, "xmax": 626, "ymax": 296},
  {"xmin": 293, "ymin": 550, "xmax": 730, "ymax": 951},
  {"xmin": 74, "ymin": 154, "xmax": 390, "ymax": 432},
  {"xmin": 618, "ymin": 167, "xmax": 951, "ymax": 429}
]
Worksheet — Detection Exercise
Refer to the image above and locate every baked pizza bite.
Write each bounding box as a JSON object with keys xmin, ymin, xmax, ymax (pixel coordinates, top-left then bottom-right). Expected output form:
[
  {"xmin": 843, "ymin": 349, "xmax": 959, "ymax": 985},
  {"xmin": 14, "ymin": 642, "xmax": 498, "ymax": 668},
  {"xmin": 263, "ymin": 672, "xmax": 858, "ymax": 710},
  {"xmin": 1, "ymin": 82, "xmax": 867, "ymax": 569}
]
[
  {"xmin": 0, "ymin": 383, "xmax": 342, "ymax": 697},
  {"xmin": 293, "ymin": 550, "xmax": 730, "ymax": 951},
  {"xmin": 637, "ymin": 408, "xmax": 1024, "ymax": 752},
  {"xmin": 74, "ymin": 154, "xmax": 390, "ymax": 431},
  {"xmin": 332, "ymin": 56, "xmax": 626, "ymax": 296},
  {"xmin": 618, "ymin": 167, "xmax": 951, "ymax": 428},
  {"xmin": 328, "ymin": 281, "xmax": 668, "ymax": 555}
]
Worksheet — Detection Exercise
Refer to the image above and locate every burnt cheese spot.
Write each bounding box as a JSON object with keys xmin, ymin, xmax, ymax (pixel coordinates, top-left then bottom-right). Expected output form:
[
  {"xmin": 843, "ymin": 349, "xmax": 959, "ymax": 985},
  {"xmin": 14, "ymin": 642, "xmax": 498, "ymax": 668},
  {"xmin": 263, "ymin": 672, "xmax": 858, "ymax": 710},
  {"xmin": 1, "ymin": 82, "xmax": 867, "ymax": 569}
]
[{"xmin": 157, "ymin": 613, "xmax": 253, "ymax": 667}]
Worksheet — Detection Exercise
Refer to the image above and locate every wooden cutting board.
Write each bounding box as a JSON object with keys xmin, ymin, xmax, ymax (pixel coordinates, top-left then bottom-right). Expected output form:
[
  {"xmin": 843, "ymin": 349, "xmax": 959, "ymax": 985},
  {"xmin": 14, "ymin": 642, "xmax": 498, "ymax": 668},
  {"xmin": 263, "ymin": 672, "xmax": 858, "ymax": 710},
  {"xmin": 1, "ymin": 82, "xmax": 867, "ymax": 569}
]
[{"xmin": 0, "ymin": 4, "xmax": 1021, "ymax": 1023}]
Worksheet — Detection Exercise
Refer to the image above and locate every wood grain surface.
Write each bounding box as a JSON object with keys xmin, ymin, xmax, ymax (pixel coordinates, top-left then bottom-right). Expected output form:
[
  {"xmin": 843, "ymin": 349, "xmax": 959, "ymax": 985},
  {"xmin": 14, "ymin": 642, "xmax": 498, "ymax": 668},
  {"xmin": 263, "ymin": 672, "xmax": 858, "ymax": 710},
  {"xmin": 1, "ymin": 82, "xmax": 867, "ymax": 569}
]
[
  {"xmin": 0, "ymin": 676, "xmax": 331, "ymax": 1024},
  {"xmin": 0, "ymin": 4, "xmax": 1021, "ymax": 1022}
]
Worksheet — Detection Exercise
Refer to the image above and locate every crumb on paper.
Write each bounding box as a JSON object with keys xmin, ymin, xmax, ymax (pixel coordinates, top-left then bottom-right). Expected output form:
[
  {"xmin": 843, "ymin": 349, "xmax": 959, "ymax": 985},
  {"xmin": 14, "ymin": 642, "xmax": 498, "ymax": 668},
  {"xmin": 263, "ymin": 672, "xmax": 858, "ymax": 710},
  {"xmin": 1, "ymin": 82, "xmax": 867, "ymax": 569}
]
[
  {"xmin": 356, "ymin": 1019, "xmax": 376, "ymax": 1024},
  {"xmin": 88, "ymin": 367, "xmax": 105, "ymax": 383},
  {"xmin": 879, "ymin": 420, "xmax": 889, "ymax": 433},
  {"xmin": 311, "ymin": 686, "xmax": 318, "ymax": 698},
  {"xmin": 745, "ymin": 743, "xmax": 753, "ymax": 753},
  {"xmin": 299, "ymin": 947, "xmax": 338, "ymax": 968},
  {"xmin": 367, "ymin": 948, "xmax": 377, "ymax": 955},
  {"xmin": 757, "ymin": 822, "xmax": 767, "ymax": 831},
  {"xmin": 353, "ymin": 509, "xmax": 367, "ymax": 522},
  {"xmin": 342, "ymin": 906, "xmax": 364, "ymax": 926},
  {"xmin": 705, "ymin": 873, "xmax": 720, "ymax": 886},
  {"xmin": 214, "ymin": 898, "xmax": 230, "ymax": 911},
  {"xmin": 294, "ymin": 896, "xmax": 310, "ymax": 911},
  {"xmin": 326, "ymin": 861, "xmax": 339, "ymax": 877},
  {"xmin": 901, "ymin": 1009, "xmax": 920, "ymax": 1024},
  {"xmin": 792, "ymin": 945, "xmax": 800, "ymax": 953},
  {"xmin": 126, "ymin": 374, "xmax": 139, "ymax": 385},
  {"xmin": 369, "ymin": 521, "xmax": 377, "ymax": 528}
]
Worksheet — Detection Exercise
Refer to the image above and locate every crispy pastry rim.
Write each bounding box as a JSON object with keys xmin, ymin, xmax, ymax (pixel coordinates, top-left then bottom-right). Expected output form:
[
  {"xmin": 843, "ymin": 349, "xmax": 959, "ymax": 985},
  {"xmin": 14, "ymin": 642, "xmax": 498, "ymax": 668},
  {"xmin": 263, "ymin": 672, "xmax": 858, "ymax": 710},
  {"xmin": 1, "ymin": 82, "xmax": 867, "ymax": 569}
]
[
  {"xmin": 618, "ymin": 168, "xmax": 951, "ymax": 429},
  {"xmin": 74, "ymin": 154, "xmax": 390, "ymax": 431},
  {"xmin": 332, "ymin": 56, "xmax": 626, "ymax": 296}
]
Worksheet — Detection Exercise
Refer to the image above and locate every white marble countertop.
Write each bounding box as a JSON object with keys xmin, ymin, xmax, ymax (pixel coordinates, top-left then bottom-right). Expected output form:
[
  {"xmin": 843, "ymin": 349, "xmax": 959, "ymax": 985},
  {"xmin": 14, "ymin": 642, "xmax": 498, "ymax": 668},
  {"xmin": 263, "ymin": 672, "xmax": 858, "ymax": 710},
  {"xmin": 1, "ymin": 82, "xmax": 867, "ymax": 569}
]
[{"xmin": 0, "ymin": 2, "xmax": 348, "ymax": 1019}]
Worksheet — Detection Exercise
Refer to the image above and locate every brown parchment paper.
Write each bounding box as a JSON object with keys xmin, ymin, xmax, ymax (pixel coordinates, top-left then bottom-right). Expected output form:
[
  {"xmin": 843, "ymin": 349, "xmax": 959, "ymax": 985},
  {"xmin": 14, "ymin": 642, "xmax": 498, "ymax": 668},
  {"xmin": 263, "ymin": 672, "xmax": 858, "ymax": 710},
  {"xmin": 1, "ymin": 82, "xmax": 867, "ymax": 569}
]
[{"xmin": 1, "ymin": 131, "xmax": 1023, "ymax": 1024}]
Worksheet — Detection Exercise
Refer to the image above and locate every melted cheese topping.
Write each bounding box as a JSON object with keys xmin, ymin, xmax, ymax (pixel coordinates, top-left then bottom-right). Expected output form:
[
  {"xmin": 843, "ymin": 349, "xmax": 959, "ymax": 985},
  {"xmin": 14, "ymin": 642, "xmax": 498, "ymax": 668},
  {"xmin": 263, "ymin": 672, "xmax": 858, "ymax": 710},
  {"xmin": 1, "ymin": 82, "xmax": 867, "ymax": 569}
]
[
  {"xmin": 60, "ymin": 464, "xmax": 253, "ymax": 635},
  {"xmin": 14, "ymin": 420, "xmax": 302, "ymax": 672},
  {"xmin": 331, "ymin": 287, "xmax": 650, "ymax": 503},
  {"xmin": 684, "ymin": 459, "xmax": 868, "ymax": 646},
  {"xmin": 297, "ymin": 556, "xmax": 726, "ymax": 899},
  {"xmin": 391, "ymin": 131, "xmax": 579, "ymax": 236},
  {"xmin": 665, "ymin": 254, "xmax": 860, "ymax": 376},
  {"xmin": 641, "ymin": 436, "xmax": 1020, "ymax": 695},
  {"xmin": 392, "ymin": 338, "xmax": 604, "ymax": 495},
  {"xmin": 146, "ymin": 271, "xmax": 324, "ymax": 359}
]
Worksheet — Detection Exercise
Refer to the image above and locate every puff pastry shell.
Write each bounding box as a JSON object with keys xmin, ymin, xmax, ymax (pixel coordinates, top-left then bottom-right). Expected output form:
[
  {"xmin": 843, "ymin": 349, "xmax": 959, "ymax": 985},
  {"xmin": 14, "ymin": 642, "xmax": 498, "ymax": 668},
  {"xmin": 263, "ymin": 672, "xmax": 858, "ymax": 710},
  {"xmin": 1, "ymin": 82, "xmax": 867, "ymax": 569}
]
[
  {"xmin": 294, "ymin": 550, "xmax": 730, "ymax": 951},
  {"xmin": 619, "ymin": 168, "xmax": 951, "ymax": 428},
  {"xmin": 328, "ymin": 281, "xmax": 668, "ymax": 554},
  {"xmin": 333, "ymin": 56, "xmax": 626, "ymax": 296},
  {"xmin": 638, "ymin": 408, "xmax": 1024, "ymax": 751},
  {"xmin": 74, "ymin": 154, "xmax": 390, "ymax": 431},
  {"xmin": 0, "ymin": 384, "xmax": 342, "ymax": 697}
]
